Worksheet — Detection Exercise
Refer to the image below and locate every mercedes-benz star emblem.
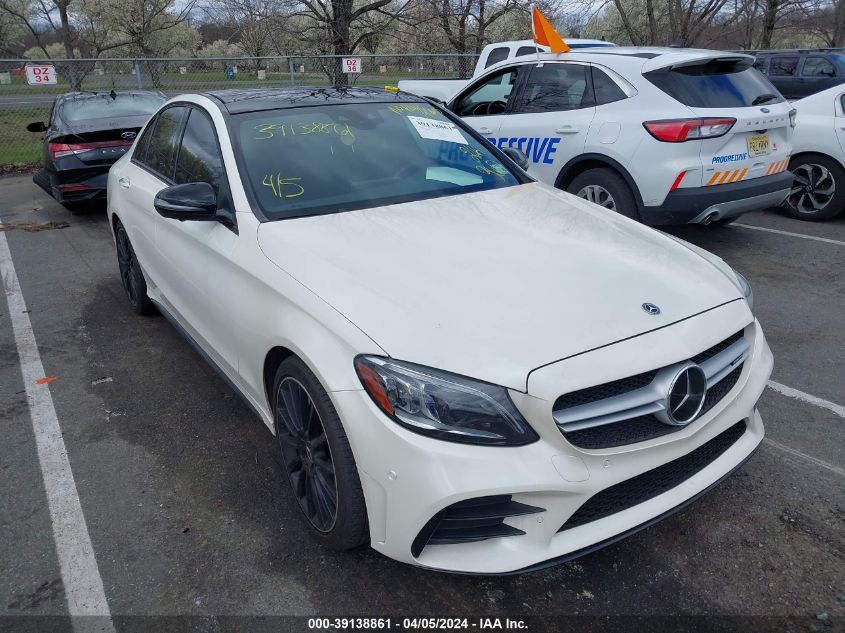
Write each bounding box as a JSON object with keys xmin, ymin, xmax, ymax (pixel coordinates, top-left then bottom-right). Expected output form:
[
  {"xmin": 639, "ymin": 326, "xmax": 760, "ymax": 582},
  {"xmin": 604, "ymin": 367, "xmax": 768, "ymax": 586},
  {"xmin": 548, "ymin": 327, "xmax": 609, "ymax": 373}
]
[
  {"xmin": 121, "ymin": 131, "xmax": 136, "ymax": 139},
  {"xmin": 760, "ymin": 107, "xmax": 771, "ymax": 113},
  {"xmin": 658, "ymin": 364, "xmax": 707, "ymax": 426},
  {"xmin": 642, "ymin": 303, "xmax": 661, "ymax": 316}
]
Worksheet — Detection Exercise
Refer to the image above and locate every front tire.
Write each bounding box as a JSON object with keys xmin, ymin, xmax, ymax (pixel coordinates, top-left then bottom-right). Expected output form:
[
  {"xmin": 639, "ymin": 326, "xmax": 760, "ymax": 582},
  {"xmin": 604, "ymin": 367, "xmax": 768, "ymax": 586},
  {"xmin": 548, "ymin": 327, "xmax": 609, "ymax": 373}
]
[
  {"xmin": 114, "ymin": 221, "xmax": 156, "ymax": 315},
  {"xmin": 273, "ymin": 357, "xmax": 368, "ymax": 550},
  {"xmin": 782, "ymin": 154, "xmax": 845, "ymax": 222},
  {"xmin": 566, "ymin": 168, "xmax": 639, "ymax": 221}
]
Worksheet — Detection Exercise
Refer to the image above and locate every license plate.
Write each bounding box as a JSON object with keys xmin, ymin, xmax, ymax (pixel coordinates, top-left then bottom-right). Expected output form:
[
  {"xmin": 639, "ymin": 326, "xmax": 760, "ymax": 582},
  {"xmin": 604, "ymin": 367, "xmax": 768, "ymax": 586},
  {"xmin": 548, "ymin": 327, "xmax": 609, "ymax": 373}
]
[{"xmin": 746, "ymin": 134, "xmax": 770, "ymax": 157}]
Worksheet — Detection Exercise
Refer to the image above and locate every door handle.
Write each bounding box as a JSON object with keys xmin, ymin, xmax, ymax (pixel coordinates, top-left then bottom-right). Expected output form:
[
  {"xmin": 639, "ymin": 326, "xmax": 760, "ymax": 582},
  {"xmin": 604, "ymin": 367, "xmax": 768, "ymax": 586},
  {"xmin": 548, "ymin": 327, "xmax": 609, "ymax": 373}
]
[
  {"xmin": 118, "ymin": 177, "xmax": 130, "ymax": 189},
  {"xmin": 555, "ymin": 126, "xmax": 579, "ymax": 135},
  {"xmin": 477, "ymin": 127, "xmax": 494, "ymax": 135}
]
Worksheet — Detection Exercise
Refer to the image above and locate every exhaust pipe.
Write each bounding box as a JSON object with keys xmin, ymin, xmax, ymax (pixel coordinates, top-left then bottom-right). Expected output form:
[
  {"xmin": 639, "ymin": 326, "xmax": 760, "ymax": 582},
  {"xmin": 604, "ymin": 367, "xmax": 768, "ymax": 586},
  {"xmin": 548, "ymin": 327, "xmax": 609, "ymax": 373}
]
[{"xmin": 701, "ymin": 212, "xmax": 720, "ymax": 225}]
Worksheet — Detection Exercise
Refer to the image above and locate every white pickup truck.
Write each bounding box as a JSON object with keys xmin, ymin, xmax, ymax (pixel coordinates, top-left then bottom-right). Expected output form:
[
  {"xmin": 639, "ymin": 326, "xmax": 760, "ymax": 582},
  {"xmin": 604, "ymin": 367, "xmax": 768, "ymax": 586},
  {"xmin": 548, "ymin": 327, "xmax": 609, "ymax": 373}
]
[{"xmin": 397, "ymin": 39, "xmax": 615, "ymax": 102}]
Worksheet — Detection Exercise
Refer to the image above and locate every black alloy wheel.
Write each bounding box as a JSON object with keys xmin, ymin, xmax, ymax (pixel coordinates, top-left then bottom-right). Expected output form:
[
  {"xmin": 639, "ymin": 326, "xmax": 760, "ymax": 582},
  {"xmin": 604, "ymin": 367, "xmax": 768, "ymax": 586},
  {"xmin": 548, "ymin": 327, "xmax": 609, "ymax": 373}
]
[
  {"xmin": 271, "ymin": 357, "xmax": 368, "ymax": 550},
  {"xmin": 115, "ymin": 222, "xmax": 155, "ymax": 315},
  {"xmin": 275, "ymin": 376, "xmax": 338, "ymax": 533}
]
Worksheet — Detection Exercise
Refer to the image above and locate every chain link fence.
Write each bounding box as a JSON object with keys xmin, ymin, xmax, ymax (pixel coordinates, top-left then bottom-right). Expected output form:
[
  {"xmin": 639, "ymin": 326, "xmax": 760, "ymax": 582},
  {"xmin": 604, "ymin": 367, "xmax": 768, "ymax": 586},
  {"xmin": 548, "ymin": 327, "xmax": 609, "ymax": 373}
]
[{"xmin": 0, "ymin": 54, "xmax": 478, "ymax": 167}]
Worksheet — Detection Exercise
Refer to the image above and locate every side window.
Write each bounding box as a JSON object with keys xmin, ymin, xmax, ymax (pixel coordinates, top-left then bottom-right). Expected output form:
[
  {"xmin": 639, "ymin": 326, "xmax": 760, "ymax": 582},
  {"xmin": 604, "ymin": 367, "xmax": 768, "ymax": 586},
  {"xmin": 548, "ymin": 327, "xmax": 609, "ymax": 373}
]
[
  {"xmin": 770, "ymin": 57, "xmax": 798, "ymax": 76},
  {"xmin": 137, "ymin": 106, "xmax": 186, "ymax": 180},
  {"xmin": 174, "ymin": 108, "xmax": 225, "ymax": 193},
  {"xmin": 454, "ymin": 68, "xmax": 520, "ymax": 117},
  {"xmin": 515, "ymin": 63, "xmax": 594, "ymax": 113},
  {"xmin": 591, "ymin": 67, "xmax": 627, "ymax": 105},
  {"xmin": 802, "ymin": 57, "xmax": 835, "ymax": 77},
  {"xmin": 133, "ymin": 117, "xmax": 157, "ymax": 164},
  {"xmin": 753, "ymin": 57, "xmax": 768, "ymax": 73},
  {"xmin": 516, "ymin": 46, "xmax": 538, "ymax": 58},
  {"xmin": 485, "ymin": 47, "xmax": 510, "ymax": 68}
]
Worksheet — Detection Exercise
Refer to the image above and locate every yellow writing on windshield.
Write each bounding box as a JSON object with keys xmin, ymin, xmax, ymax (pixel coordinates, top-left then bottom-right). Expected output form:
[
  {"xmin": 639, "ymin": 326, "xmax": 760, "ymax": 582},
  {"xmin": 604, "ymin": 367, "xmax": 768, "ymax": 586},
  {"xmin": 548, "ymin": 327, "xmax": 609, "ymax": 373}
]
[
  {"xmin": 388, "ymin": 104, "xmax": 440, "ymax": 117},
  {"xmin": 254, "ymin": 121, "xmax": 355, "ymax": 143},
  {"xmin": 262, "ymin": 173, "xmax": 305, "ymax": 199},
  {"xmin": 457, "ymin": 145, "xmax": 507, "ymax": 179}
]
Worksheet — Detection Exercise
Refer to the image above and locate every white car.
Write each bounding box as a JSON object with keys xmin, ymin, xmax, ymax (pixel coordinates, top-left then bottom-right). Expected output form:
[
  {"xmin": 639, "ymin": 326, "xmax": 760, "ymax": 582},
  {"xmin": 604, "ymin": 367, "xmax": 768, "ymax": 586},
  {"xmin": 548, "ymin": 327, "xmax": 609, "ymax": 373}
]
[
  {"xmin": 107, "ymin": 88, "xmax": 772, "ymax": 574},
  {"xmin": 402, "ymin": 47, "xmax": 796, "ymax": 226},
  {"xmin": 399, "ymin": 39, "xmax": 617, "ymax": 103},
  {"xmin": 783, "ymin": 84, "xmax": 845, "ymax": 221}
]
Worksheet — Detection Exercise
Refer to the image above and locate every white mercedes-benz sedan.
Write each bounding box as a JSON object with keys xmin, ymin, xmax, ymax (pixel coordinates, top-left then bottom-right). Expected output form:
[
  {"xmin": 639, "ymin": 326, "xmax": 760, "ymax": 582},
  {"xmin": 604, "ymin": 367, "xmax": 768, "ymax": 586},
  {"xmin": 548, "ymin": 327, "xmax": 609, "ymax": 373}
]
[{"xmin": 107, "ymin": 87, "xmax": 772, "ymax": 574}]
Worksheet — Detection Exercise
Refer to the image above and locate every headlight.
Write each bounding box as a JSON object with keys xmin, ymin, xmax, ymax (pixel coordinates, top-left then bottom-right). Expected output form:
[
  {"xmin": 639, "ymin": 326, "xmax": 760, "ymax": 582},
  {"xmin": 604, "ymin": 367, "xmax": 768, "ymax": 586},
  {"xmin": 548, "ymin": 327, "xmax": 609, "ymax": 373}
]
[
  {"xmin": 733, "ymin": 269, "xmax": 754, "ymax": 310},
  {"xmin": 354, "ymin": 356, "xmax": 539, "ymax": 446}
]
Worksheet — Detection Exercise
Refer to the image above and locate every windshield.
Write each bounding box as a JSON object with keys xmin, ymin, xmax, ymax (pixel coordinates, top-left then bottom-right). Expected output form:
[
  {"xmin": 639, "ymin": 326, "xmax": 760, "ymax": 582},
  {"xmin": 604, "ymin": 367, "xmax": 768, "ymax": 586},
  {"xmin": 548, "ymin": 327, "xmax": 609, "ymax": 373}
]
[
  {"xmin": 644, "ymin": 61, "xmax": 785, "ymax": 108},
  {"xmin": 234, "ymin": 102, "xmax": 521, "ymax": 219},
  {"xmin": 60, "ymin": 94, "xmax": 165, "ymax": 122}
]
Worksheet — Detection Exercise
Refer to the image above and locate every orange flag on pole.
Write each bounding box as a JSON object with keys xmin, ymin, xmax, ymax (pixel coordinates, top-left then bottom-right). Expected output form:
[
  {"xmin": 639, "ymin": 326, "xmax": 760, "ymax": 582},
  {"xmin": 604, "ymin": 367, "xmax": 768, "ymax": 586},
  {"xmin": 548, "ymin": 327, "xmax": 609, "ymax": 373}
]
[{"xmin": 531, "ymin": 7, "xmax": 570, "ymax": 54}]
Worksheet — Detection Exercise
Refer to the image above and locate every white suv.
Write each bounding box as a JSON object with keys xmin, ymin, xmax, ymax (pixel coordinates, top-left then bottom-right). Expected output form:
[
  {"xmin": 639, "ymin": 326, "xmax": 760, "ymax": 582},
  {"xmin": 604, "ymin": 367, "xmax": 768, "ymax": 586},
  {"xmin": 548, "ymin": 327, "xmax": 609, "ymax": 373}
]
[{"xmin": 440, "ymin": 48, "xmax": 796, "ymax": 225}]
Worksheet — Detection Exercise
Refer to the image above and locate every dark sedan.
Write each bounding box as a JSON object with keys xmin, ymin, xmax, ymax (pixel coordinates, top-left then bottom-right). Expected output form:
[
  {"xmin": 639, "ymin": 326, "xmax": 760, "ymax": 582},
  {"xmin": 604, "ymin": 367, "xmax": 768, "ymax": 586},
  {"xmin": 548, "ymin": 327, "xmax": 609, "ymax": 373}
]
[{"xmin": 27, "ymin": 91, "xmax": 165, "ymax": 209}]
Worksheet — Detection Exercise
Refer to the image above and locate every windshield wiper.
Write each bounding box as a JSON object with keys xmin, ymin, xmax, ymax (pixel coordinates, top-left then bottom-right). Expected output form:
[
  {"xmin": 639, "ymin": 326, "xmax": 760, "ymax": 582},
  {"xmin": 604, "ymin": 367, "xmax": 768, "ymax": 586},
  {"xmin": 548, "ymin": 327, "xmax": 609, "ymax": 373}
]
[{"xmin": 752, "ymin": 93, "xmax": 779, "ymax": 105}]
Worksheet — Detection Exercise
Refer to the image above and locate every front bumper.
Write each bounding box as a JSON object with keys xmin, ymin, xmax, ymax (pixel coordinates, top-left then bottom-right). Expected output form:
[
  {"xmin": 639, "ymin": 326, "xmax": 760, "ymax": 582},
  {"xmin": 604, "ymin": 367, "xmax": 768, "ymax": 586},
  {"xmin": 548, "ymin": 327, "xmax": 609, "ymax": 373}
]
[
  {"xmin": 332, "ymin": 319, "xmax": 773, "ymax": 574},
  {"xmin": 642, "ymin": 171, "xmax": 793, "ymax": 226}
]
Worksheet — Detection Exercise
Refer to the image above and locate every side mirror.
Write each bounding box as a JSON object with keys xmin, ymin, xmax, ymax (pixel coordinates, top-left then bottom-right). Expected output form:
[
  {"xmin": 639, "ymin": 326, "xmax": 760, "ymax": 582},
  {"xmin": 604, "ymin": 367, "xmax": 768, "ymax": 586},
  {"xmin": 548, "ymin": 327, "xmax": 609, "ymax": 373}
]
[
  {"xmin": 154, "ymin": 182, "xmax": 218, "ymax": 221},
  {"xmin": 502, "ymin": 147, "xmax": 530, "ymax": 170},
  {"xmin": 27, "ymin": 121, "xmax": 46, "ymax": 133}
]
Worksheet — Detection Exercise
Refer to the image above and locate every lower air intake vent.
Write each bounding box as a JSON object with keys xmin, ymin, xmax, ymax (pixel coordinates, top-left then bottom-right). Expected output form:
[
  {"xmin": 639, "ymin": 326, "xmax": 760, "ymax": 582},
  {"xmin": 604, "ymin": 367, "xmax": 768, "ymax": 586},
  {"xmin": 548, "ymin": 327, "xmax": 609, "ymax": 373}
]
[
  {"xmin": 559, "ymin": 420, "xmax": 746, "ymax": 532},
  {"xmin": 411, "ymin": 495, "xmax": 543, "ymax": 557}
]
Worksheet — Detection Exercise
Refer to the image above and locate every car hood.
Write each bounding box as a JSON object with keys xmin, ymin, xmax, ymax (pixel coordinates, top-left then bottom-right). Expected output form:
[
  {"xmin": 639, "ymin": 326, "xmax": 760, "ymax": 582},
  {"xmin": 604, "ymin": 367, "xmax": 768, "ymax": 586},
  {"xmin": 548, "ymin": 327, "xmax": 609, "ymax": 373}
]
[{"xmin": 256, "ymin": 183, "xmax": 742, "ymax": 392}]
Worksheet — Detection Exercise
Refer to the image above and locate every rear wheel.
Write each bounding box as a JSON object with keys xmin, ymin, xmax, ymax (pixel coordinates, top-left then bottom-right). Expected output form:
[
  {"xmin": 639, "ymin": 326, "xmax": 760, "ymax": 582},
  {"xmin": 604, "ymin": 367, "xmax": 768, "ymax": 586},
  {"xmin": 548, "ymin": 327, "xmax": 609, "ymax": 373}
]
[
  {"xmin": 114, "ymin": 221, "xmax": 156, "ymax": 315},
  {"xmin": 273, "ymin": 357, "xmax": 368, "ymax": 550},
  {"xmin": 567, "ymin": 168, "xmax": 639, "ymax": 221},
  {"xmin": 782, "ymin": 154, "xmax": 845, "ymax": 222}
]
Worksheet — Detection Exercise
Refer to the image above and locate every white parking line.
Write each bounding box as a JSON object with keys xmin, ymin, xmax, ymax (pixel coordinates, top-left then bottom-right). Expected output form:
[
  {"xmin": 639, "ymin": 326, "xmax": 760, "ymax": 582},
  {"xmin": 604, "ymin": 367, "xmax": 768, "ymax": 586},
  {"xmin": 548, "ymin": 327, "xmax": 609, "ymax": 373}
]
[
  {"xmin": 767, "ymin": 380, "xmax": 845, "ymax": 418},
  {"xmin": 763, "ymin": 438, "xmax": 845, "ymax": 477},
  {"xmin": 734, "ymin": 223, "xmax": 845, "ymax": 246},
  {"xmin": 0, "ymin": 227, "xmax": 115, "ymax": 631}
]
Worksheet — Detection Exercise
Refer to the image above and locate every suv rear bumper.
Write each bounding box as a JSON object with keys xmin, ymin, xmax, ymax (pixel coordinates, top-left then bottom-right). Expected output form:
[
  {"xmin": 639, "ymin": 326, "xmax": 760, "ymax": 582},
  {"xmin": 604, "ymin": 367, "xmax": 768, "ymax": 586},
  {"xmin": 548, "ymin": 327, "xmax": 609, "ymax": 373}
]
[{"xmin": 643, "ymin": 171, "xmax": 793, "ymax": 226}]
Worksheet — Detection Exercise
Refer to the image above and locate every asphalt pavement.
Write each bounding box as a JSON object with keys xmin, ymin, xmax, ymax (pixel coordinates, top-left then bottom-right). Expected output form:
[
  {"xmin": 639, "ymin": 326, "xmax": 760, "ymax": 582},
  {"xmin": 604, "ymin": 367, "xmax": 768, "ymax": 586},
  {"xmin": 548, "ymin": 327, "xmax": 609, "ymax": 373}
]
[{"xmin": 0, "ymin": 174, "xmax": 843, "ymax": 630}]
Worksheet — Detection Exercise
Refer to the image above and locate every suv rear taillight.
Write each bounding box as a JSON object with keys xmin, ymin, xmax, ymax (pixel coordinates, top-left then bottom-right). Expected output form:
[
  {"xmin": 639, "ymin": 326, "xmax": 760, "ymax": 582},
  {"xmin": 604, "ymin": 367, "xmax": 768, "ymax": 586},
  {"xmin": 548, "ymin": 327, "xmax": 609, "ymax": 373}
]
[
  {"xmin": 48, "ymin": 139, "xmax": 132, "ymax": 160},
  {"xmin": 643, "ymin": 118, "xmax": 736, "ymax": 142}
]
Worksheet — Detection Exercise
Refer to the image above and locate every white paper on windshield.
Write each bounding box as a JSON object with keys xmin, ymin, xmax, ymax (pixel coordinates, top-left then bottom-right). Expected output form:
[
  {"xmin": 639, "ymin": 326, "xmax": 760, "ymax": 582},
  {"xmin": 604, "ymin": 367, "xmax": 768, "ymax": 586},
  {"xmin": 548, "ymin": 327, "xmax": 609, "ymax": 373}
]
[{"xmin": 407, "ymin": 116, "xmax": 467, "ymax": 145}]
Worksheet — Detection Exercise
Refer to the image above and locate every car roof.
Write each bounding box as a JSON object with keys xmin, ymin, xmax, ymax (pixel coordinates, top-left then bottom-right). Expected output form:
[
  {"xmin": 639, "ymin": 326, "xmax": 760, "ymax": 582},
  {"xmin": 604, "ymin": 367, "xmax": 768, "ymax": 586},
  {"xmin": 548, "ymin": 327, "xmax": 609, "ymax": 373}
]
[
  {"xmin": 57, "ymin": 90, "xmax": 164, "ymax": 102},
  {"xmin": 483, "ymin": 47, "xmax": 754, "ymax": 75},
  {"xmin": 489, "ymin": 38, "xmax": 616, "ymax": 49},
  {"xmin": 204, "ymin": 87, "xmax": 426, "ymax": 114},
  {"xmin": 750, "ymin": 49, "xmax": 844, "ymax": 56}
]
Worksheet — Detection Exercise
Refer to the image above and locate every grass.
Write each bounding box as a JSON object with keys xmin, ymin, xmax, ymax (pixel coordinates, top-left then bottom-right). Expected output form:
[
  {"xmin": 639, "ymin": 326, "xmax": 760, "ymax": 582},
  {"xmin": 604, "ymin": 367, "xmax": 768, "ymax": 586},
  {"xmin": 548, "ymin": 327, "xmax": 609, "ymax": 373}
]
[{"xmin": 0, "ymin": 106, "xmax": 49, "ymax": 165}]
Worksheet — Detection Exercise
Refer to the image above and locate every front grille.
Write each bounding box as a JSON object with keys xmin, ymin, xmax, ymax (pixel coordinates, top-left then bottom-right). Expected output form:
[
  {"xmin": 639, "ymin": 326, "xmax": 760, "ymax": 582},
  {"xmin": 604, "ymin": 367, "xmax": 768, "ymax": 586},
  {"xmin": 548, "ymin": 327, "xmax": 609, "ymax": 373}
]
[
  {"xmin": 691, "ymin": 331, "xmax": 744, "ymax": 364},
  {"xmin": 555, "ymin": 369, "xmax": 659, "ymax": 412},
  {"xmin": 411, "ymin": 495, "xmax": 543, "ymax": 557},
  {"xmin": 564, "ymin": 364, "xmax": 744, "ymax": 450},
  {"xmin": 554, "ymin": 331, "xmax": 747, "ymax": 449},
  {"xmin": 559, "ymin": 420, "xmax": 746, "ymax": 532}
]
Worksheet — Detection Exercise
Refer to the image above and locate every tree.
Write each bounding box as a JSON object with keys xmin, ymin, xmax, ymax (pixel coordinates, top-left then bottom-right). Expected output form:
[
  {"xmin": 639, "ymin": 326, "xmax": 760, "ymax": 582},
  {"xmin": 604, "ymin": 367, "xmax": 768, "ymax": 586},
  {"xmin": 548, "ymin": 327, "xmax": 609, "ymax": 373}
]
[
  {"xmin": 594, "ymin": 0, "xmax": 735, "ymax": 46},
  {"xmin": 0, "ymin": 6, "xmax": 25, "ymax": 54},
  {"xmin": 428, "ymin": 0, "xmax": 527, "ymax": 76},
  {"xmin": 73, "ymin": 0, "xmax": 199, "ymax": 57},
  {"xmin": 0, "ymin": 0, "xmax": 75, "ymax": 57},
  {"xmin": 293, "ymin": 0, "xmax": 415, "ymax": 84}
]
